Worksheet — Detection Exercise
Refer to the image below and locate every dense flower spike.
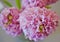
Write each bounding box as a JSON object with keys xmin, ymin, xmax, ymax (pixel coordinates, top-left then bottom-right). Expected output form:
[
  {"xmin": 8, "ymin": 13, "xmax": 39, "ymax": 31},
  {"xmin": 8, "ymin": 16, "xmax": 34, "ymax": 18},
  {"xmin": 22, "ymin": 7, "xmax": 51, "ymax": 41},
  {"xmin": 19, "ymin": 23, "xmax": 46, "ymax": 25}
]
[
  {"xmin": 19, "ymin": 7, "xmax": 59, "ymax": 41},
  {"xmin": 22, "ymin": 0, "xmax": 58, "ymax": 8},
  {"xmin": 0, "ymin": 0, "xmax": 59, "ymax": 42},
  {"xmin": 0, "ymin": 7, "xmax": 22, "ymax": 37}
]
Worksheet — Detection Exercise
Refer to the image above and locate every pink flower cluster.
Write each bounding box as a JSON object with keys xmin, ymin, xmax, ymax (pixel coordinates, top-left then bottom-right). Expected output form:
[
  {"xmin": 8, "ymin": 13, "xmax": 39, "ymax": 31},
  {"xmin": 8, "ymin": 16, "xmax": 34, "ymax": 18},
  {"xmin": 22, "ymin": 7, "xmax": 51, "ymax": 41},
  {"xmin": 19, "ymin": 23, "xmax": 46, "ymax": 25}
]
[
  {"xmin": 0, "ymin": 0, "xmax": 59, "ymax": 42},
  {"xmin": 0, "ymin": 7, "xmax": 22, "ymax": 37},
  {"xmin": 22, "ymin": 0, "xmax": 58, "ymax": 8},
  {"xmin": 19, "ymin": 7, "xmax": 58, "ymax": 41}
]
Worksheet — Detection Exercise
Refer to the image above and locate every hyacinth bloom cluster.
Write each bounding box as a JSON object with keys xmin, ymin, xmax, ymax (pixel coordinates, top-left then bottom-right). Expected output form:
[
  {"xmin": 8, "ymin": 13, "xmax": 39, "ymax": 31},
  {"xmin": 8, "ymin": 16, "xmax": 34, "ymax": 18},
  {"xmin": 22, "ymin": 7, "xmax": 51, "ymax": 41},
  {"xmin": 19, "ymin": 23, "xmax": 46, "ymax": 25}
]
[
  {"xmin": 0, "ymin": 0, "xmax": 59, "ymax": 42},
  {"xmin": 19, "ymin": 7, "xmax": 58, "ymax": 41},
  {"xmin": 22, "ymin": 0, "xmax": 58, "ymax": 8},
  {"xmin": 0, "ymin": 7, "xmax": 22, "ymax": 37}
]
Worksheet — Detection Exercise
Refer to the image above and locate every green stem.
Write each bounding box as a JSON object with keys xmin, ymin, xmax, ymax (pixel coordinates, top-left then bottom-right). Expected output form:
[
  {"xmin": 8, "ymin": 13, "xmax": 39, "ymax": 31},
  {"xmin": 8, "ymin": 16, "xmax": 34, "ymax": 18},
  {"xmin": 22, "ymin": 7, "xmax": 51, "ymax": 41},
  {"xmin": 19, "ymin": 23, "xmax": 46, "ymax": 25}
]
[{"xmin": 15, "ymin": 0, "xmax": 21, "ymax": 9}]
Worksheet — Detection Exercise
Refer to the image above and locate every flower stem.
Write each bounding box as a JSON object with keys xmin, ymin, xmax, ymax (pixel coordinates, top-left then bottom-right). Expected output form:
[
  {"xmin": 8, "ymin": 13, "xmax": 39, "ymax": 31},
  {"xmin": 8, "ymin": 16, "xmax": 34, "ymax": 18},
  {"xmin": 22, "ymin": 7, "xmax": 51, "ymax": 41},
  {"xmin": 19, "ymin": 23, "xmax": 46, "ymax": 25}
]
[{"xmin": 15, "ymin": 0, "xmax": 21, "ymax": 9}]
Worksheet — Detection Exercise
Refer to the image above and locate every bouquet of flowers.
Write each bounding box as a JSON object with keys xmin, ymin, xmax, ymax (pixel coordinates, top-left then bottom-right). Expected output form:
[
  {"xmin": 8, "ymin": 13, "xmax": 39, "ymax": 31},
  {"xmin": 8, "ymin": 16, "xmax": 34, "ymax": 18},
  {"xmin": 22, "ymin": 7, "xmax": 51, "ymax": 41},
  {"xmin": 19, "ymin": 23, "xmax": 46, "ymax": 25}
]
[{"xmin": 0, "ymin": 0, "xmax": 59, "ymax": 42}]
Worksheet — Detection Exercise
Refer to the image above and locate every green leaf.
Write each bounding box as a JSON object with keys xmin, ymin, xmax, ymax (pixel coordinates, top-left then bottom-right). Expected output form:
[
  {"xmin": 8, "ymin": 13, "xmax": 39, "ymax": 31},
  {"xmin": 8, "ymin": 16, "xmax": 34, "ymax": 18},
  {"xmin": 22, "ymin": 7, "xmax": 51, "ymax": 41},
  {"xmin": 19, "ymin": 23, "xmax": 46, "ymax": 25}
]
[
  {"xmin": 15, "ymin": 0, "xmax": 21, "ymax": 9},
  {"xmin": 3, "ymin": 0, "xmax": 12, "ymax": 7}
]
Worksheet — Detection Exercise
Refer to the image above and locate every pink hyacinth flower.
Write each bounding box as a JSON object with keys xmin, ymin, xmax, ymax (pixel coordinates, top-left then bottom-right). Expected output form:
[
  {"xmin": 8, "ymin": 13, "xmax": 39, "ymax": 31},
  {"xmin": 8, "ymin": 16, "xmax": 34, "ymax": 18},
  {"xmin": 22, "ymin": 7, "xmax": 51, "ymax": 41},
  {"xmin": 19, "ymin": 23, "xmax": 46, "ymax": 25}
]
[
  {"xmin": 19, "ymin": 7, "xmax": 59, "ymax": 41},
  {"xmin": 22, "ymin": 0, "xmax": 58, "ymax": 8},
  {"xmin": 0, "ymin": 7, "xmax": 22, "ymax": 37}
]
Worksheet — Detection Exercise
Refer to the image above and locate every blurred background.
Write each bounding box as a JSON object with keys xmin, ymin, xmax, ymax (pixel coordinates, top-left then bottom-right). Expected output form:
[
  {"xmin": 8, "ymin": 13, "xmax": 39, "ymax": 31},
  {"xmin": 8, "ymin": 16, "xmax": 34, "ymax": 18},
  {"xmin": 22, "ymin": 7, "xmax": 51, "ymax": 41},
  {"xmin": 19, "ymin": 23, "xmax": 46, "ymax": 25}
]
[{"xmin": 0, "ymin": 0, "xmax": 60, "ymax": 42}]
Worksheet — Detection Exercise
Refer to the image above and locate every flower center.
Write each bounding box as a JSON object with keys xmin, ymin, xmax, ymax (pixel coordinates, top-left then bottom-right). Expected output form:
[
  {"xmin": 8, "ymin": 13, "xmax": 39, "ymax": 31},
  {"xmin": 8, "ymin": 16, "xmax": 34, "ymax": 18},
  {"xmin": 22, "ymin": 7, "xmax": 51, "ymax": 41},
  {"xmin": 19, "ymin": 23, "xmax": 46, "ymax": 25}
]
[
  {"xmin": 4, "ymin": 14, "xmax": 13, "ymax": 27},
  {"xmin": 39, "ymin": 25, "xmax": 43, "ymax": 32},
  {"xmin": 8, "ymin": 14, "xmax": 13, "ymax": 20}
]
